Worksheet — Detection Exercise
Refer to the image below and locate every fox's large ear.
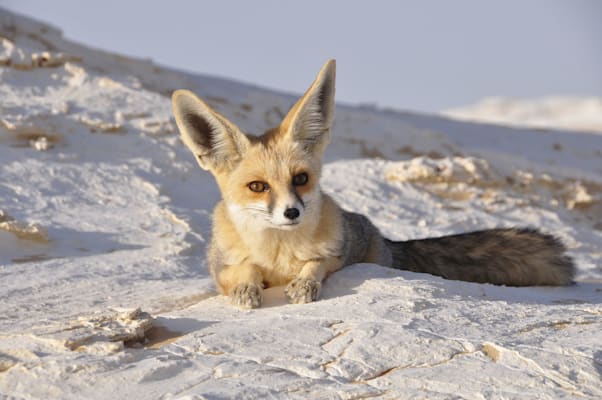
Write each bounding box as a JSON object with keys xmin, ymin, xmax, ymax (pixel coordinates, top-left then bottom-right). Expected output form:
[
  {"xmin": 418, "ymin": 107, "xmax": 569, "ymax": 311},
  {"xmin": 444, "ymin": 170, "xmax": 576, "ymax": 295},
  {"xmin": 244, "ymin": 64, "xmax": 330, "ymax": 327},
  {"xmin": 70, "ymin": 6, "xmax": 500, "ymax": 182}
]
[
  {"xmin": 280, "ymin": 59, "xmax": 336, "ymax": 154},
  {"xmin": 172, "ymin": 90, "xmax": 249, "ymax": 171}
]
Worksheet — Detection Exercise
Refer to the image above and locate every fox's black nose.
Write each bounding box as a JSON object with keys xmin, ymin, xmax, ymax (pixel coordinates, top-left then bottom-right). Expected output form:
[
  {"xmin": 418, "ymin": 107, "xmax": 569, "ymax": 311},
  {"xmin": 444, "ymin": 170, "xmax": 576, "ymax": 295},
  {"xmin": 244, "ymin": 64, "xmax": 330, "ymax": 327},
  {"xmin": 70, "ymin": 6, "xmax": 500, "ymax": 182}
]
[{"xmin": 284, "ymin": 207, "xmax": 300, "ymax": 220}]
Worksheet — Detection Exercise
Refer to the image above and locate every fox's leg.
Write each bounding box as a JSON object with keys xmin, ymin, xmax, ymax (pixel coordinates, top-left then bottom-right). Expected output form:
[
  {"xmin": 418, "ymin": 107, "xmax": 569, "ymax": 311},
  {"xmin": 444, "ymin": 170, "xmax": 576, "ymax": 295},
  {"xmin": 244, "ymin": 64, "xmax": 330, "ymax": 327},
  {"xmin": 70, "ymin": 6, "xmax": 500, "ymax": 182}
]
[
  {"xmin": 217, "ymin": 263, "xmax": 264, "ymax": 309},
  {"xmin": 285, "ymin": 257, "xmax": 343, "ymax": 304}
]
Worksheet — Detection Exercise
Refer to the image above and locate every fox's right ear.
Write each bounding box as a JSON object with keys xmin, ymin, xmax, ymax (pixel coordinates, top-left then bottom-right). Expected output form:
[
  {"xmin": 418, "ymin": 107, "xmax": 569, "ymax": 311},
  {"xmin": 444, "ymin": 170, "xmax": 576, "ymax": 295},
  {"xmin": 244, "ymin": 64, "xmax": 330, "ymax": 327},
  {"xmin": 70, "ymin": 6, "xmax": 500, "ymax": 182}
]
[{"xmin": 172, "ymin": 90, "xmax": 249, "ymax": 171}]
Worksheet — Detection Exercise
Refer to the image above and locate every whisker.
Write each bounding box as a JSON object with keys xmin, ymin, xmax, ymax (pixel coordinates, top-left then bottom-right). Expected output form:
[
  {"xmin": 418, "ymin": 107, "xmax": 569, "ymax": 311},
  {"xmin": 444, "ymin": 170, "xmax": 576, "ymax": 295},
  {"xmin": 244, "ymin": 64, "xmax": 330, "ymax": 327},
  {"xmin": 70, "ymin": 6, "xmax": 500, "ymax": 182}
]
[{"xmin": 244, "ymin": 208, "xmax": 269, "ymax": 215}]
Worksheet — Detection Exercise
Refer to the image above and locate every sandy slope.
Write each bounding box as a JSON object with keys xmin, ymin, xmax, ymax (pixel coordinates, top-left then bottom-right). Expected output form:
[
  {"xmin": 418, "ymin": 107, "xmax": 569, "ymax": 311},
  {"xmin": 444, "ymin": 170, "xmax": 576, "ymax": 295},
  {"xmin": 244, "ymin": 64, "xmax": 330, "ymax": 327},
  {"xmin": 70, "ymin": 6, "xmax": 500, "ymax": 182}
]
[
  {"xmin": 443, "ymin": 96, "xmax": 602, "ymax": 134},
  {"xmin": 1, "ymin": 8, "xmax": 601, "ymax": 399}
]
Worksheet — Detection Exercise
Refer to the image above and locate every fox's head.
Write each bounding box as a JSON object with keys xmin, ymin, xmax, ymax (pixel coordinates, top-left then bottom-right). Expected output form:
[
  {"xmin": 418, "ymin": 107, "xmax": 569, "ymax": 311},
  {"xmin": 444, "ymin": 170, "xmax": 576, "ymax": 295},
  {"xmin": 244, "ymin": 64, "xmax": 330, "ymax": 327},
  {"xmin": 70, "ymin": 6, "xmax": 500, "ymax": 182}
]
[{"xmin": 172, "ymin": 60, "xmax": 336, "ymax": 231}]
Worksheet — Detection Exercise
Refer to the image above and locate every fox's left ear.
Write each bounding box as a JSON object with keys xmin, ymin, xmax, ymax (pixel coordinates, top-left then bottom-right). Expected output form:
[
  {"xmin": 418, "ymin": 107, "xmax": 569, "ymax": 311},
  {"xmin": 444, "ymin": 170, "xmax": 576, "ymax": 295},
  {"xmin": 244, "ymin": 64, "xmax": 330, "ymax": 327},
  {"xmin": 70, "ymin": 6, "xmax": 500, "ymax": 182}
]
[{"xmin": 280, "ymin": 59, "xmax": 336, "ymax": 154}]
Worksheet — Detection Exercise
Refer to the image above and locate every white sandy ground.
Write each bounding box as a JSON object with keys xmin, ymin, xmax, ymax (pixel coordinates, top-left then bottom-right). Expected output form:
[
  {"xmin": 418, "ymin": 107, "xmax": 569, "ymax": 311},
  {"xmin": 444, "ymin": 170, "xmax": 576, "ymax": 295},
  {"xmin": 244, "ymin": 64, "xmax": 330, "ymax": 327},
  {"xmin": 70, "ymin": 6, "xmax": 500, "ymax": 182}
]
[{"xmin": 1, "ymin": 8, "xmax": 601, "ymax": 399}]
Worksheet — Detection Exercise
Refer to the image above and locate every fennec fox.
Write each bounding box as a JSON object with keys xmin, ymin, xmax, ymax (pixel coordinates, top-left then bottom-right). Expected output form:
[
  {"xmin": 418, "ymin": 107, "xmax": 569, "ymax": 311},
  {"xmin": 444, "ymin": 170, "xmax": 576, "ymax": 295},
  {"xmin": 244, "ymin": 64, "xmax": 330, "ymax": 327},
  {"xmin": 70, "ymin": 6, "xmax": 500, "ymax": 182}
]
[{"xmin": 172, "ymin": 60, "xmax": 574, "ymax": 308}]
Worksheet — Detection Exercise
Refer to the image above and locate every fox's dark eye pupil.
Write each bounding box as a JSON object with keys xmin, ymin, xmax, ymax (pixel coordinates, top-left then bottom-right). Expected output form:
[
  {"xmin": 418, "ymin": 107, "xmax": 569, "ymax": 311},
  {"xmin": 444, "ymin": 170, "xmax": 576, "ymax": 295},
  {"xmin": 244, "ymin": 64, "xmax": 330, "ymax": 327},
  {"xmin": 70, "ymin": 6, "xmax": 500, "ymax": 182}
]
[
  {"xmin": 293, "ymin": 173, "xmax": 308, "ymax": 186},
  {"xmin": 248, "ymin": 181, "xmax": 268, "ymax": 192}
]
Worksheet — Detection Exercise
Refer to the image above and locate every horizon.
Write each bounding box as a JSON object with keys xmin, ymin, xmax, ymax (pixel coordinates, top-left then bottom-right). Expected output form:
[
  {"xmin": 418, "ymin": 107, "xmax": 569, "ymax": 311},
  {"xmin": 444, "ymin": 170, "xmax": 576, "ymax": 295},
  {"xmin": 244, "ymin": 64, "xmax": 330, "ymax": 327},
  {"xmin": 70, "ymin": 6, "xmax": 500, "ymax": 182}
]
[{"xmin": 1, "ymin": 1, "xmax": 601, "ymax": 113}]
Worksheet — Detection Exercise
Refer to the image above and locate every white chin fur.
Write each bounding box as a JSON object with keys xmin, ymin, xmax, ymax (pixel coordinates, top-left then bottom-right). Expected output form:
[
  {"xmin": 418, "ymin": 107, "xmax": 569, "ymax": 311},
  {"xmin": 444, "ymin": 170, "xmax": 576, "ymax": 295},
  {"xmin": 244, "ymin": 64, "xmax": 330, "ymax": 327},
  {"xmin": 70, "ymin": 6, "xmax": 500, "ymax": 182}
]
[{"xmin": 269, "ymin": 222, "xmax": 301, "ymax": 231}]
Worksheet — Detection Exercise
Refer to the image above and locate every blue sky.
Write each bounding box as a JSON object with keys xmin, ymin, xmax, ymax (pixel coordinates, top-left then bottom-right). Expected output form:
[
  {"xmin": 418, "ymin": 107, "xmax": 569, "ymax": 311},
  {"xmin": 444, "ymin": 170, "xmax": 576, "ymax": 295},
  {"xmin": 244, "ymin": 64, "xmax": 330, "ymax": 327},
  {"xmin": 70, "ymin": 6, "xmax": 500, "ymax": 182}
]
[{"xmin": 2, "ymin": 0, "xmax": 601, "ymax": 112}]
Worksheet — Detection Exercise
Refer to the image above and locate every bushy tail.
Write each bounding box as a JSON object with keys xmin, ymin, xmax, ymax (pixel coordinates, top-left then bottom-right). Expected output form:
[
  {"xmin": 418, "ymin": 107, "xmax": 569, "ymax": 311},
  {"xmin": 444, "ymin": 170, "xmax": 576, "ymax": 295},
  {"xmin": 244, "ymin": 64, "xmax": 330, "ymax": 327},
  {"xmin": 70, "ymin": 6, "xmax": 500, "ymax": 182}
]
[{"xmin": 385, "ymin": 228, "xmax": 574, "ymax": 286}]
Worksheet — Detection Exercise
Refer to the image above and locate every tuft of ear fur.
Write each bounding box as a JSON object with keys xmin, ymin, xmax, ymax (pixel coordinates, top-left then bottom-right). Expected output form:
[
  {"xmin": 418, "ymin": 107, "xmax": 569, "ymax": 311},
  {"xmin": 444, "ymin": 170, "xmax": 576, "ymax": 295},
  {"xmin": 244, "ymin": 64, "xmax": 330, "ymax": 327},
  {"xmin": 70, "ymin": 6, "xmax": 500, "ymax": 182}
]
[
  {"xmin": 172, "ymin": 90, "xmax": 249, "ymax": 171},
  {"xmin": 280, "ymin": 59, "xmax": 336, "ymax": 154}
]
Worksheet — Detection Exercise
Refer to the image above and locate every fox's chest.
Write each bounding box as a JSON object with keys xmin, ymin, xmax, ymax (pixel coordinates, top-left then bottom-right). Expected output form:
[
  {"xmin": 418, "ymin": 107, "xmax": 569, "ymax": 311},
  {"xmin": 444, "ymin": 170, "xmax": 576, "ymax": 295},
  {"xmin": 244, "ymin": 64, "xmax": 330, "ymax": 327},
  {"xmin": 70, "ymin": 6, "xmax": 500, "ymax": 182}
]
[
  {"xmin": 246, "ymin": 236, "xmax": 311, "ymax": 286},
  {"xmin": 213, "ymin": 200, "xmax": 344, "ymax": 287},
  {"xmin": 222, "ymin": 229, "xmax": 339, "ymax": 287}
]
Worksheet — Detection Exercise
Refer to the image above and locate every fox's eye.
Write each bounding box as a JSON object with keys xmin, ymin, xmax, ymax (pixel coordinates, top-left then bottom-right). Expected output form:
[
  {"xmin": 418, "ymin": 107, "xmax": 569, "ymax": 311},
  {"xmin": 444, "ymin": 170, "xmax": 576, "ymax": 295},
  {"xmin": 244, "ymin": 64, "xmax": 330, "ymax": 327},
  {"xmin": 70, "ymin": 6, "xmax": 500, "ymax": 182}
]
[
  {"xmin": 292, "ymin": 172, "xmax": 309, "ymax": 186},
  {"xmin": 248, "ymin": 181, "xmax": 269, "ymax": 192}
]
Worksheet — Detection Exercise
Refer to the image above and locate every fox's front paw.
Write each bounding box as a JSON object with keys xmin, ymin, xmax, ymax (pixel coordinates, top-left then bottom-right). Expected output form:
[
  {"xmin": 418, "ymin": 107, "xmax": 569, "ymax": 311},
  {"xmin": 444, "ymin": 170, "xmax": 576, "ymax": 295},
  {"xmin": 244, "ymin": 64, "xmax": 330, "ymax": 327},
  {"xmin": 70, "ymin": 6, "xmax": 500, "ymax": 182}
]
[
  {"xmin": 230, "ymin": 283, "xmax": 263, "ymax": 309},
  {"xmin": 285, "ymin": 277, "xmax": 321, "ymax": 304}
]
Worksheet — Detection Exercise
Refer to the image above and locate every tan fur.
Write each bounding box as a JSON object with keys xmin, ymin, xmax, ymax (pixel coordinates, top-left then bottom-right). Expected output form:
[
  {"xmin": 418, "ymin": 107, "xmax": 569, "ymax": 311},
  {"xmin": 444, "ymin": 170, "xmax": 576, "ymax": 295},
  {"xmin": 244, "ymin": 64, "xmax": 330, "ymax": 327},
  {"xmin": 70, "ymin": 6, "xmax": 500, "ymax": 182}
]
[
  {"xmin": 172, "ymin": 59, "xmax": 575, "ymax": 309},
  {"xmin": 210, "ymin": 194, "xmax": 343, "ymax": 288}
]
